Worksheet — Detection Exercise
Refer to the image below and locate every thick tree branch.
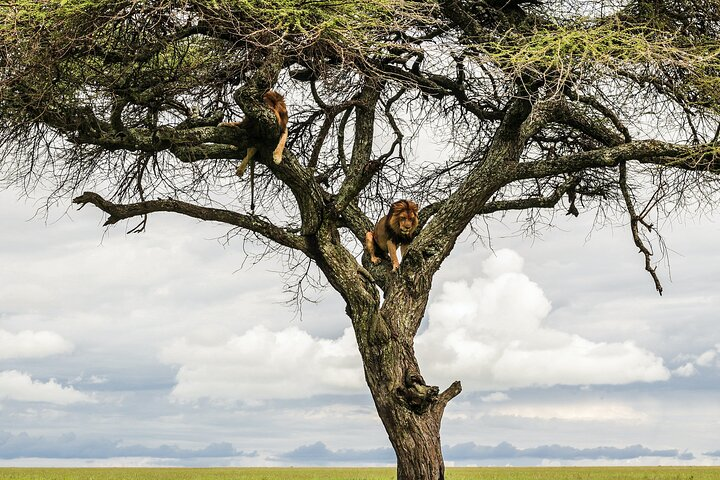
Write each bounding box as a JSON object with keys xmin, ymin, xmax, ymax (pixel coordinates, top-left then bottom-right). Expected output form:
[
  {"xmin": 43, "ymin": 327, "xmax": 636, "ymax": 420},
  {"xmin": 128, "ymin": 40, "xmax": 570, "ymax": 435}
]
[
  {"xmin": 377, "ymin": 95, "xmax": 535, "ymax": 335},
  {"xmin": 72, "ymin": 192, "xmax": 309, "ymax": 253},
  {"xmin": 418, "ymin": 202, "xmax": 444, "ymax": 229},
  {"xmin": 333, "ymin": 83, "xmax": 383, "ymax": 214},
  {"xmin": 34, "ymin": 101, "xmax": 249, "ymax": 162},
  {"xmin": 407, "ymin": 96, "xmax": 533, "ymax": 273},
  {"xmin": 338, "ymin": 202, "xmax": 374, "ymax": 245},
  {"xmin": 480, "ymin": 176, "xmax": 580, "ymax": 214},
  {"xmin": 514, "ymin": 141, "xmax": 720, "ymax": 180}
]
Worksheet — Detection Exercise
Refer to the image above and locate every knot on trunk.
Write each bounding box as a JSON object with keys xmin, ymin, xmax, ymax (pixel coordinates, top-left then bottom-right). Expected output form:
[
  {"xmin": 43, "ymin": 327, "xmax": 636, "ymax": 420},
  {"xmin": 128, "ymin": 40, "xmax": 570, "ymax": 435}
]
[{"xmin": 397, "ymin": 371, "xmax": 439, "ymax": 415}]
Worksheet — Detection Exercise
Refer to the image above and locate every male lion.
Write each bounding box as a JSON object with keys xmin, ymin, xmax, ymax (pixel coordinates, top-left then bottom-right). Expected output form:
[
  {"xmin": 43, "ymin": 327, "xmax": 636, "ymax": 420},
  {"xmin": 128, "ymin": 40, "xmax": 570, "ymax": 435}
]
[
  {"xmin": 365, "ymin": 200, "xmax": 419, "ymax": 271},
  {"xmin": 219, "ymin": 90, "xmax": 289, "ymax": 177}
]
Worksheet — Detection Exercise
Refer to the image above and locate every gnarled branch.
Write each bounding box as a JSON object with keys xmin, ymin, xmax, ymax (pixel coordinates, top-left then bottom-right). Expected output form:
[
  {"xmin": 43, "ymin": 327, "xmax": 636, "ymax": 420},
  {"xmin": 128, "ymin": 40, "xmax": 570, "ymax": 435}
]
[{"xmin": 72, "ymin": 192, "xmax": 309, "ymax": 253}]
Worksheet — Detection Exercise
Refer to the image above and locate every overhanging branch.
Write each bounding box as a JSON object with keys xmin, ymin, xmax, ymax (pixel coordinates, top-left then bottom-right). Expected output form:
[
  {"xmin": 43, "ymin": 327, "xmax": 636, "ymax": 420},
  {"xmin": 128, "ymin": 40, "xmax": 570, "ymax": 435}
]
[
  {"xmin": 72, "ymin": 192, "xmax": 309, "ymax": 253},
  {"xmin": 514, "ymin": 140, "xmax": 720, "ymax": 180},
  {"xmin": 480, "ymin": 176, "xmax": 580, "ymax": 214}
]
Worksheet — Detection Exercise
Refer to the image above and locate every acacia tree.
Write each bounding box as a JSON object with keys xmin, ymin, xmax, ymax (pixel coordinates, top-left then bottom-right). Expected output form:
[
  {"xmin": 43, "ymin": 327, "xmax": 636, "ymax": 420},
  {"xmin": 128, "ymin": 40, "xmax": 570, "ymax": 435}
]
[{"xmin": 2, "ymin": 0, "xmax": 720, "ymax": 478}]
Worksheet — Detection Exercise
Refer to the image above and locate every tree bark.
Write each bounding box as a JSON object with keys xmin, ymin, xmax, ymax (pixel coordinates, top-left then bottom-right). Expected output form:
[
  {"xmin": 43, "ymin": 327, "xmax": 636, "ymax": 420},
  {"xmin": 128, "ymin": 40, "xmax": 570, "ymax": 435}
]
[
  {"xmin": 346, "ymin": 293, "xmax": 461, "ymax": 480},
  {"xmin": 383, "ymin": 398, "xmax": 446, "ymax": 480},
  {"xmin": 363, "ymin": 323, "xmax": 461, "ymax": 480}
]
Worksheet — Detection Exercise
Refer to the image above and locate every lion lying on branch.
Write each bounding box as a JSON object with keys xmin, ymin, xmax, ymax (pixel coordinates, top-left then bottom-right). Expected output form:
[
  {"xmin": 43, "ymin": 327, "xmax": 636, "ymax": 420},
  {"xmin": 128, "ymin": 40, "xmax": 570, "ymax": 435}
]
[{"xmin": 219, "ymin": 90, "xmax": 289, "ymax": 177}]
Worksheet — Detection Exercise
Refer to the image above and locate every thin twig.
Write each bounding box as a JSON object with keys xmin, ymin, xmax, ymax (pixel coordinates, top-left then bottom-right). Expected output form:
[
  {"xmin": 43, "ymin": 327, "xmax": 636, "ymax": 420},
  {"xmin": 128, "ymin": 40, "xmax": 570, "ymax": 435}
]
[{"xmin": 619, "ymin": 161, "xmax": 663, "ymax": 295}]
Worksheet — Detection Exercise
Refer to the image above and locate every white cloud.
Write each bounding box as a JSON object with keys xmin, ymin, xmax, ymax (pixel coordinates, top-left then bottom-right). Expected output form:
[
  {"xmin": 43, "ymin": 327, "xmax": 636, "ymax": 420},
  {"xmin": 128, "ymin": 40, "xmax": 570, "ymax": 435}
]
[
  {"xmin": 0, "ymin": 330, "xmax": 73, "ymax": 360},
  {"xmin": 490, "ymin": 403, "xmax": 649, "ymax": 423},
  {"xmin": 0, "ymin": 371, "xmax": 94, "ymax": 405},
  {"xmin": 696, "ymin": 347, "xmax": 719, "ymax": 367},
  {"xmin": 480, "ymin": 392, "xmax": 509, "ymax": 403},
  {"xmin": 416, "ymin": 249, "xmax": 671, "ymax": 390},
  {"xmin": 672, "ymin": 345, "xmax": 720, "ymax": 374},
  {"xmin": 673, "ymin": 362, "xmax": 698, "ymax": 377},
  {"xmin": 160, "ymin": 249, "xmax": 673, "ymax": 402},
  {"xmin": 69, "ymin": 375, "xmax": 108, "ymax": 385},
  {"xmin": 160, "ymin": 326, "xmax": 365, "ymax": 402}
]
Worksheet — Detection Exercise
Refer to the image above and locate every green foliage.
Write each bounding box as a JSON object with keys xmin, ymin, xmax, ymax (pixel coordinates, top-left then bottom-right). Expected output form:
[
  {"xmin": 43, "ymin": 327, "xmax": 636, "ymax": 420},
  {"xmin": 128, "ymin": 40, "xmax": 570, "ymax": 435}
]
[
  {"xmin": 0, "ymin": 0, "xmax": 430, "ymax": 59},
  {"xmin": 0, "ymin": 0, "xmax": 435, "ymax": 127},
  {"xmin": 205, "ymin": 0, "xmax": 411, "ymax": 37},
  {"xmin": 481, "ymin": 18, "xmax": 720, "ymax": 110},
  {"xmin": 0, "ymin": 0, "xmax": 718, "ymax": 206}
]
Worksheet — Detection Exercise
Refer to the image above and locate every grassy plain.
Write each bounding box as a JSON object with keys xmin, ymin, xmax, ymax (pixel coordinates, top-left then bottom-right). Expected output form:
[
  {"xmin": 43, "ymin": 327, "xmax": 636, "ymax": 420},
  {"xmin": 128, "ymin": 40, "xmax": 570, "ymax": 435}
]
[{"xmin": 1, "ymin": 467, "xmax": 720, "ymax": 480}]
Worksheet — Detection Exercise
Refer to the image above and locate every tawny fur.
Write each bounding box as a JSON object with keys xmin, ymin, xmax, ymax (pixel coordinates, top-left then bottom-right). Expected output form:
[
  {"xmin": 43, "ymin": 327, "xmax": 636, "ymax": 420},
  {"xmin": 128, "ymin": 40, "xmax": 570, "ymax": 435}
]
[
  {"xmin": 365, "ymin": 200, "xmax": 419, "ymax": 271},
  {"xmin": 219, "ymin": 90, "xmax": 289, "ymax": 177}
]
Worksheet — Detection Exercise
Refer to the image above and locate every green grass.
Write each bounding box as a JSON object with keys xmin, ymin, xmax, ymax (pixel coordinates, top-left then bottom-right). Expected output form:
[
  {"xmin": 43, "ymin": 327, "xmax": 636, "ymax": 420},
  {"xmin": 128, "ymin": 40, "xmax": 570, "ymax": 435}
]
[{"xmin": 1, "ymin": 467, "xmax": 720, "ymax": 480}]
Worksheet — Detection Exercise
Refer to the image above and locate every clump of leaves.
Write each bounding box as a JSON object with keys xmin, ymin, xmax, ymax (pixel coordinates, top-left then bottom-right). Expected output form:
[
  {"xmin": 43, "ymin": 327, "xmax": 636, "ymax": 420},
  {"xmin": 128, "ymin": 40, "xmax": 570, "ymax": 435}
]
[{"xmin": 474, "ymin": 16, "xmax": 720, "ymax": 111}]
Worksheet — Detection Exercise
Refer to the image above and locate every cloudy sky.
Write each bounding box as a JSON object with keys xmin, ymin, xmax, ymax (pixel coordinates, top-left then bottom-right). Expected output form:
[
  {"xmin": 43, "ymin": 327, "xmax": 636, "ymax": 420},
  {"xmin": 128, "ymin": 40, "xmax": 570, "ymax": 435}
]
[{"xmin": 1, "ymin": 178, "xmax": 720, "ymax": 467}]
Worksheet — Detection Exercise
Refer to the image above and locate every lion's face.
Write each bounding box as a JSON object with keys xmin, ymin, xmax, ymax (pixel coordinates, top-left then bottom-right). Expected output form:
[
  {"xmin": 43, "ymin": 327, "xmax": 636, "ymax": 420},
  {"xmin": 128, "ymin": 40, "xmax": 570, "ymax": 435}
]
[{"xmin": 388, "ymin": 200, "xmax": 419, "ymax": 238}]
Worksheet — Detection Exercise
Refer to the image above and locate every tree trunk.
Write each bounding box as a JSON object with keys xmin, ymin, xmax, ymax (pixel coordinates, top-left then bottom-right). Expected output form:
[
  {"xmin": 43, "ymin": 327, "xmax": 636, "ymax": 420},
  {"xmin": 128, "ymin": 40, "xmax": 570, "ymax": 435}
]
[
  {"xmin": 382, "ymin": 399, "xmax": 446, "ymax": 480},
  {"xmin": 351, "ymin": 304, "xmax": 459, "ymax": 480},
  {"xmin": 311, "ymin": 219, "xmax": 460, "ymax": 480}
]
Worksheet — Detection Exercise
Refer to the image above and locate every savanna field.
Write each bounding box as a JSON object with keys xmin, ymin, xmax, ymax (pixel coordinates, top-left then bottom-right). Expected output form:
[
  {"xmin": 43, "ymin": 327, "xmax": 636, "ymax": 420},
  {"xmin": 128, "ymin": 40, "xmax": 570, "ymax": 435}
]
[{"xmin": 1, "ymin": 467, "xmax": 720, "ymax": 480}]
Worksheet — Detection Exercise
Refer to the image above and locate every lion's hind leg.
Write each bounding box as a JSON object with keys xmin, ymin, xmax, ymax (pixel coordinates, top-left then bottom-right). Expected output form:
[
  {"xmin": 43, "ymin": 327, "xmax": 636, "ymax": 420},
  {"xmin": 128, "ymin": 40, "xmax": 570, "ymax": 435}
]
[{"xmin": 272, "ymin": 128, "xmax": 288, "ymax": 164}]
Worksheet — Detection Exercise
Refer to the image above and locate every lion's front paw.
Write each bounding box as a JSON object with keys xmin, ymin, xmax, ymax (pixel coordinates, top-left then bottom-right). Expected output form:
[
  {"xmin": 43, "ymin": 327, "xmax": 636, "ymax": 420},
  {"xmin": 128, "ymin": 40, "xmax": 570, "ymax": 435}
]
[
  {"xmin": 392, "ymin": 262, "xmax": 400, "ymax": 271},
  {"xmin": 273, "ymin": 152, "xmax": 283, "ymax": 164},
  {"xmin": 370, "ymin": 256, "xmax": 381, "ymax": 265}
]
